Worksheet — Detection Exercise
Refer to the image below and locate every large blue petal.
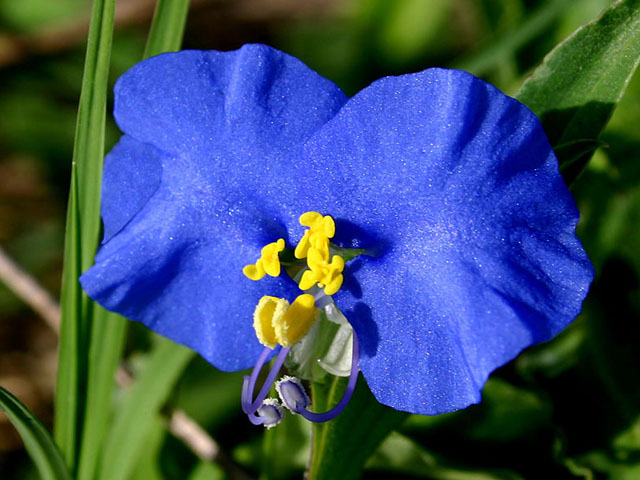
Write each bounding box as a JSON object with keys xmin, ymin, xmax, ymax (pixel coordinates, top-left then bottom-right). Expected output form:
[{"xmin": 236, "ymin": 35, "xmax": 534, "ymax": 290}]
[
  {"xmin": 113, "ymin": 44, "xmax": 347, "ymax": 157},
  {"xmin": 81, "ymin": 45, "xmax": 348, "ymax": 370},
  {"xmin": 281, "ymin": 68, "xmax": 593, "ymax": 414},
  {"xmin": 101, "ymin": 135, "xmax": 163, "ymax": 242}
]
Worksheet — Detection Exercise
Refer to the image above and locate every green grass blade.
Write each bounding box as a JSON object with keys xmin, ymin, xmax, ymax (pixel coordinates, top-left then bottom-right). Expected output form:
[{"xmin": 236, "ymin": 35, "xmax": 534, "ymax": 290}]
[
  {"xmin": 54, "ymin": 0, "xmax": 116, "ymax": 472},
  {"xmin": 74, "ymin": 0, "xmax": 117, "ymax": 267},
  {"xmin": 515, "ymin": 0, "xmax": 640, "ymax": 184},
  {"xmin": 98, "ymin": 338, "xmax": 194, "ymax": 480},
  {"xmin": 76, "ymin": 1, "xmax": 191, "ymax": 477},
  {"xmin": 55, "ymin": 173, "xmax": 82, "ymax": 468},
  {"xmin": 0, "ymin": 386, "xmax": 72, "ymax": 480},
  {"xmin": 144, "ymin": 0, "xmax": 191, "ymax": 59},
  {"xmin": 77, "ymin": 308, "xmax": 127, "ymax": 480}
]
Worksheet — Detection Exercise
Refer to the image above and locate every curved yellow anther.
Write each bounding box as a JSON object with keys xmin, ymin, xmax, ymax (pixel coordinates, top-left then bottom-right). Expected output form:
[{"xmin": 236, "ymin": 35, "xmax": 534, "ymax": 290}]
[
  {"xmin": 298, "ymin": 269, "xmax": 320, "ymax": 291},
  {"xmin": 253, "ymin": 296, "xmax": 289, "ymax": 348},
  {"xmin": 299, "ymin": 247, "xmax": 345, "ymax": 296},
  {"xmin": 322, "ymin": 215, "xmax": 335, "ymax": 237},
  {"xmin": 275, "ymin": 294, "xmax": 317, "ymax": 347},
  {"xmin": 300, "ymin": 211, "xmax": 323, "ymax": 227},
  {"xmin": 243, "ymin": 238, "xmax": 285, "ymax": 281},
  {"xmin": 307, "ymin": 247, "xmax": 326, "ymax": 269},
  {"xmin": 324, "ymin": 274, "xmax": 343, "ymax": 296},
  {"xmin": 323, "ymin": 255, "xmax": 345, "ymax": 295},
  {"xmin": 294, "ymin": 230, "xmax": 311, "ymax": 260},
  {"xmin": 243, "ymin": 260, "xmax": 266, "ymax": 281},
  {"xmin": 261, "ymin": 238, "xmax": 285, "ymax": 277},
  {"xmin": 294, "ymin": 212, "xmax": 335, "ymax": 259},
  {"xmin": 252, "ymin": 294, "xmax": 317, "ymax": 348}
]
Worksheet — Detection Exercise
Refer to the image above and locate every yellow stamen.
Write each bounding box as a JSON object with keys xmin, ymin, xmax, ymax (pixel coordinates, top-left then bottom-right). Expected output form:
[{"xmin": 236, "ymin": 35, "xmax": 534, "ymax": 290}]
[
  {"xmin": 324, "ymin": 276, "xmax": 343, "ymax": 296},
  {"xmin": 274, "ymin": 294, "xmax": 317, "ymax": 347},
  {"xmin": 321, "ymin": 215, "xmax": 335, "ymax": 237},
  {"xmin": 243, "ymin": 238, "xmax": 285, "ymax": 281},
  {"xmin": 253, "ymin": 296, "xmax": 289, "ymax": 348},
  {"xmin": 299, "ymin": 211, "xmax": 323, "ymax": 227},
  {"xmin": 298, "ymin": 269, "xmax": 320, "ymax": 291},
  {"xmin": 252, "ymin": 294, "xmax": 317, "ymax": 348},
  {"xmin": 294, "ymin": 212, "xmax": 335, "ymax": 259},
  {"xmin": 299, "ymin": 247, "xmax": 345, "ymax": 295},
  {"xmin": 242, "ymin": 260, "xmax": 266, "ymax": 281},
  {"xmin": 294, "ymin": 230, "xmax": 311, "ymax": 260}
]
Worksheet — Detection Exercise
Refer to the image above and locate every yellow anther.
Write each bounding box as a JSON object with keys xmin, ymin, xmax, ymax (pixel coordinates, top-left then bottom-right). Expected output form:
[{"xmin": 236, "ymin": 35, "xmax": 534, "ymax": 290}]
[
  {"xmin": 243, "ymin": 238, "xmax": 285, "ymax": 281},
  {"xmin": 252, "ymin": 294, "xmax": 317, "ymax": 348},
  {"xmin": 299, "ymin": 211, "xmax": 323, "ymax": 227},
  {"xmin": 294, "ymin": 230, "xmax": 311, "ymax": 260},
  {"xmin": 243, "ymin": 261, "xmax": 266, "ymax": 281},
  {"xmin": 324, "ymin": 272, "xmax": 344, "ymax": 296},
  {"xmin": 298, "ymin": 269, "xmax": 320, "ymax": 291},
  {"xmin": 261, "ymin": 238, "xmax": 285, "ymax": 276},
  {"xmin": 294, "ymin": 212, "xmax": 335, "ymax": 259},
  {"xmin": 298, "ymin": 247, "xmax": 345, "ymax": 296},
  {"xmin": 275, "ymin": 294, "xmax": 317, "ymax": 347},
  {"xmin": 307, "ymin": 247, "xmax": 326, "ymax": 269},
  {"xmin": 253, "ymin": 296, "xmax": 288, "ymax": 348},
  {"xmin": 321, "ymin": 216, "xmax": 335, "ymax": 238}
]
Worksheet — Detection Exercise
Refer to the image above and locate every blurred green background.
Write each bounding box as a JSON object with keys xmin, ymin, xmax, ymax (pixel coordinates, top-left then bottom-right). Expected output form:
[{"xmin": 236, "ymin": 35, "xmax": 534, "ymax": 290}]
[{"xmin": 2, "ymin": 0, "xmax": 640, "ymax": 478}]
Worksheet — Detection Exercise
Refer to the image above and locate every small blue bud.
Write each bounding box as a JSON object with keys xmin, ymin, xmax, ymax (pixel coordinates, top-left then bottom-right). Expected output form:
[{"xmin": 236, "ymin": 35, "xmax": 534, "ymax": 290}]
[{"xmin": 276, "ymin": 376, "xmax": 310, "ymax": 414}]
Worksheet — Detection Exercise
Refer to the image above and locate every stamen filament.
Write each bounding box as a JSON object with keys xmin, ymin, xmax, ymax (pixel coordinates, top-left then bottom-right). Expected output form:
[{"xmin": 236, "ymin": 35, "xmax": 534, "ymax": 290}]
[
  {"xmin": 299, "ymin": 331, "xmax": 360, "ymax": 423},
  {"xmin": 241, "ymin": 347, "xmax": 271, "ymax": 414},
  {"xmin": 246, "ymin": 411, "xmax": 265, "ymax": 425},
  {"xmin": 241, "ymin": 346, "xmax": 291, "ymax": 415}
]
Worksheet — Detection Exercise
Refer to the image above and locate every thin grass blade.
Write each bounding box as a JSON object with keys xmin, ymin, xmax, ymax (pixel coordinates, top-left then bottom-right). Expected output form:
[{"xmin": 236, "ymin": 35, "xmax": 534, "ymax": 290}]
[
  {"xmin": 144, "ymin": 0, "xmax": 191, "ymax": 58},
  {"xmin": 77, "ymin": 308, "xmax": 127, "ymax": 480},
  {"xmin": 54, "ymin": 0, "xmax": 117, "ymax": 472},
  {"xmin": 98, "ymin": 338, "xmax": 194, "ymax": 480},
  {"xmin": 0, "ymin": 386, "xmax": 72, "ymax": 480}
]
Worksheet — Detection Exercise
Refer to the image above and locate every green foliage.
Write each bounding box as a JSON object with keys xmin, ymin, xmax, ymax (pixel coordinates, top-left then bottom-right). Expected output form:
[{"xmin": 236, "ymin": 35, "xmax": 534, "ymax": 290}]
[
  {"xmin": 98, "ymin": 338, "xmax": 193, "ymax": 480},
  {"xmin": 3, "ymin": 0, "xmax": 640, "ymax": 478},
  {"xmin": 0, "ymin": 387, "xmax": 72, "ymax": 480},
  {"xmin": 54, "ymin": 0, "xmax": 118, "ymax": 471},
  {"xmin": 516, "ymin": 0, "xmax": 640, "ymax": 183},
  {"xmin": 0, "ymin": 0, "xmax": 89, "ymax": 32},
  {"xmin": 308, "ymin": 375, "xmax": 408, "ymax": 480},
  {"xmin": 456, "ymin": 0, "xmax": 574, "ymax": 79},
  {"xmin": 76, "ymin": 310, "xmax": 127, "ymax": 480},
  {"xmin": 144, "ymin": 0, "xmax": 191, "ymax": 59},
  {"xmin": 368, "ymin": 432, "xmax": 523, "ymax": 480}
]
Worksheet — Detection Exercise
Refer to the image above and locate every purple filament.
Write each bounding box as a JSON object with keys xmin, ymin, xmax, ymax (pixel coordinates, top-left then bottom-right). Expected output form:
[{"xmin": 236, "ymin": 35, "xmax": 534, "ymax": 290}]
[
  {"xmin": 241, "ymin": 347, "xmax": 271, "ymax": 414},
  {"xmin": 246, "ymin": 411, "xmax": 264, "ymax": 426},
  {"xmin": 300, "ymin": 331, "xmax": 360, "ymax": 423},
  {"xmin": 241, "ymin": 346, "xmax": 291, "ymax": 415}
]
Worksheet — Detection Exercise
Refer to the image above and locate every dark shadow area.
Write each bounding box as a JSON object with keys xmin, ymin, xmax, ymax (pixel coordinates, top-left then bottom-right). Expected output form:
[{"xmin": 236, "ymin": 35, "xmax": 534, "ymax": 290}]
[
  {"xmin": 539, "ymin": 102, "xmax": 615, "ymax": 147},
  {"xmin": 333, "ymin": 217, "xmax": 389, "ymax": 253},
  {"xmin": 549, "ymin": 257, "xmax": 640, "ymax": 456},
  {"xmin": 538, "ymin": 102, "xmax": 615, "ymax": 184},
  {"xmin": 346, "ymin": 302, "xmax": 379, "ymax": 358},
  {"xmin": 340, "ymin": 257, "xmax": 364, "ymax": 299}
]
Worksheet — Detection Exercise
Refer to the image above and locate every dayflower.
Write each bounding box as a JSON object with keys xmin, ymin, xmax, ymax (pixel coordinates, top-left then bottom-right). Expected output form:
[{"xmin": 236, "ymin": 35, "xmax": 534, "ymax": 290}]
[{"xmin": 80, "ymin": 44, "xmax": 593, "ymax": 426}]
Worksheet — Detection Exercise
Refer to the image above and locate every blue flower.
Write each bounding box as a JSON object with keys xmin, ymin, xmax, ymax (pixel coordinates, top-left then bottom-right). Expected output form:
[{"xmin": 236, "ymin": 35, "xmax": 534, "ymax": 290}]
[{"xmin": 80, "ymin": 44, "xmax": 593, "ymax": 417}]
